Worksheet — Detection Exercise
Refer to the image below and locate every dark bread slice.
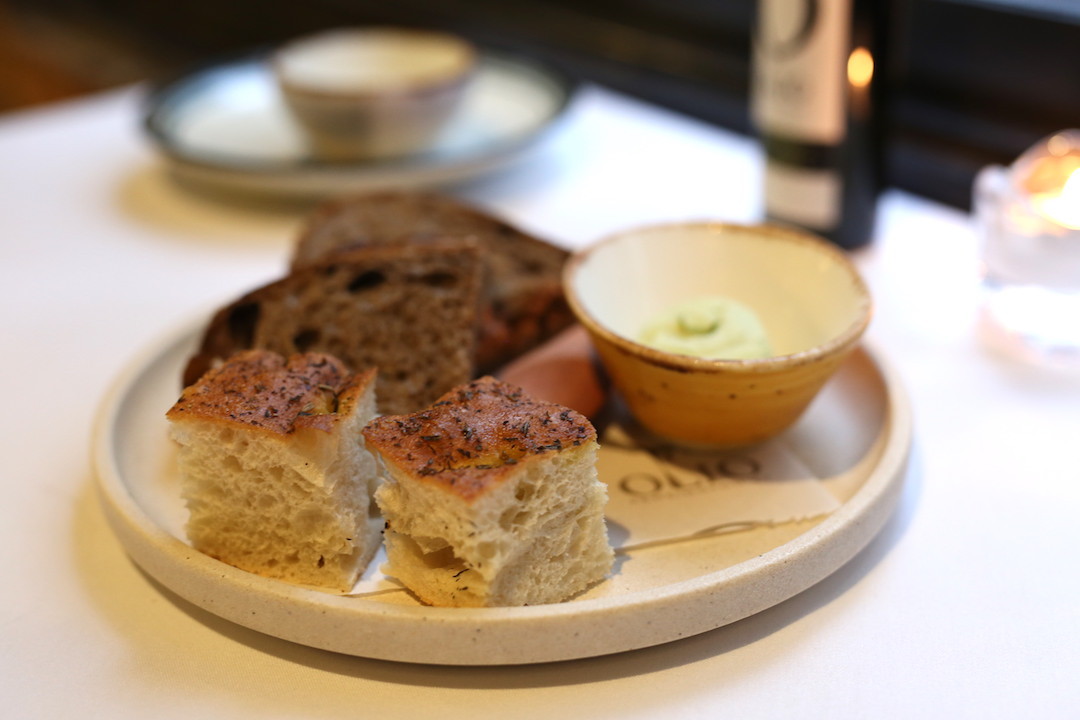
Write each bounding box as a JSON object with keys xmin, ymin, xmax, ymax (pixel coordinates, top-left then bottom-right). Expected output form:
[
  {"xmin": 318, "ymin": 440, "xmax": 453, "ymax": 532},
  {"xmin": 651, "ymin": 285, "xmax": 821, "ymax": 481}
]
[
  {"xmin": 290, "ymin": 191, "xmax": 574, "ymax": 374},
  {"xmin": 183, "ymin": 240, "xmax": 482, "ymax": 416}
]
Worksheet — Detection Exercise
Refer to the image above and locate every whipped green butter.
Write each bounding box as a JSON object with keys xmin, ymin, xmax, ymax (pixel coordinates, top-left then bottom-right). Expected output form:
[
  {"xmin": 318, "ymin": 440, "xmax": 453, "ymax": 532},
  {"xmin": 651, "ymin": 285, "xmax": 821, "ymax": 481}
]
[{"xmin": 638, "ymin": 295, "xmax": 772, "ymax": 360}]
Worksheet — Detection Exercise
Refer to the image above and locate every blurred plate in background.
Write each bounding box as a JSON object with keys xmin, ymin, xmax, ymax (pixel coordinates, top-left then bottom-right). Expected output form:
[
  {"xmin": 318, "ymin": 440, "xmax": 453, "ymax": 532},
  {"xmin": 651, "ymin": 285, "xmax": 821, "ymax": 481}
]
[{"xmin": 143, "ymin": 50, "xmax": 576, "ymax": 198}]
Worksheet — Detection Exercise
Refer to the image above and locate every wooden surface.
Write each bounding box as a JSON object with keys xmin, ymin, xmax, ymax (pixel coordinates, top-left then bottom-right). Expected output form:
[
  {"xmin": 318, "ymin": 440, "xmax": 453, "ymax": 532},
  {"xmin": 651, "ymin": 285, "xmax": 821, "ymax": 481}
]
[{"xmin": 0, "ymin": 2, "xmax": 160, "ymax": 112}]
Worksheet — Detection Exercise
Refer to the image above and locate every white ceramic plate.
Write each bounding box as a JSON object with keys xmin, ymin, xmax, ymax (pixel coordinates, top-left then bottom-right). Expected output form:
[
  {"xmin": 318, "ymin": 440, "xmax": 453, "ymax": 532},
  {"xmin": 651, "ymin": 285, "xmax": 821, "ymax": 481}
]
[
  {"xmin": 142, "ymin": 50, "xmax": 575, "ymax": 198},
  {"xmin": 92, "ymin": 319, "xmax": 911, "ymax": 665}
]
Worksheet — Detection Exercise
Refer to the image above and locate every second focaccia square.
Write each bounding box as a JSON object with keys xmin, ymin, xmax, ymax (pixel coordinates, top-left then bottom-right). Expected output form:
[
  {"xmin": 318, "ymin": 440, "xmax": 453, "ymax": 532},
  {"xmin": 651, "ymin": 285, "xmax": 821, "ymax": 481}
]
[{"xmin": 362, "ymin": 377, "xmax": 614, "ymax": 607}]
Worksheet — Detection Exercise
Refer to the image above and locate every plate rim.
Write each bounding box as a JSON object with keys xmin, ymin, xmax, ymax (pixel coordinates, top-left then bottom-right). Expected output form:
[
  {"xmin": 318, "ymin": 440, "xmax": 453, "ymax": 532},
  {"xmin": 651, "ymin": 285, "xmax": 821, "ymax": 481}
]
[
  {"xmin": 141, "ymin": 48, "xmax": 577, "ymax": 177},
  {"xmin": 91, "ymin": 318, "xmax": 912, "ymax": 665}
]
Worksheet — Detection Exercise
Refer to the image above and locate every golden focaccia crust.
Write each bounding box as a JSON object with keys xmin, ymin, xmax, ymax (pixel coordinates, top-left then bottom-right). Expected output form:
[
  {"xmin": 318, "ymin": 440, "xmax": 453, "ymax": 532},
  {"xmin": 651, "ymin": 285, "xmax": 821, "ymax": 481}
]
[
  {"xmin": 167, "ymin": 349, "xmax": 375, "ymax": 436},
  {"xmin": 362, "ymin": 376, "xmax": 596, "ymax": 502}
]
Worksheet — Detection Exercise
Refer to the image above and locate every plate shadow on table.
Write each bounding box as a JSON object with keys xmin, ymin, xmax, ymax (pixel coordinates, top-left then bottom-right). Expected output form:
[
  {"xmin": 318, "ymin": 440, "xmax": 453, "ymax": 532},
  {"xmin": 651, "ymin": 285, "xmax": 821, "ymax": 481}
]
[
  {"xmin": 112, "ymin": 139, "xmax": 579, "ymax": 249},
  {"xmin": 114, "ymin": 163, "xmax": 311, "ymax": 240},
  {"xmin": 76, "ymin": 443, "xmax": 922, "ymax": 693}
]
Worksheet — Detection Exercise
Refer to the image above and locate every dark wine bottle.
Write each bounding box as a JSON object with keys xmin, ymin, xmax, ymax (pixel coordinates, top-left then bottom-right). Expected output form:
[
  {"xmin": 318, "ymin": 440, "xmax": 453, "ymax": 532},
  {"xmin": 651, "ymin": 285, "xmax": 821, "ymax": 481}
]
[{"xmin": 751, "ymin": 0, "xmax": 886, "ymax": 250}]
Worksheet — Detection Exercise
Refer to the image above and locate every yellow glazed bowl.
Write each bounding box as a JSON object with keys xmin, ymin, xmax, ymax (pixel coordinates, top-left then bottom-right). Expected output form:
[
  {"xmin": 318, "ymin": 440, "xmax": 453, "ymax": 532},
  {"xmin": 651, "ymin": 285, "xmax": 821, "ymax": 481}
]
[
  {"xmin": 563, "ymin": 222, "xmax": 872, "ymax": 447},
  {"xmin": 272, "ymin": 27, "xmax": 476, "ymax": 160}
]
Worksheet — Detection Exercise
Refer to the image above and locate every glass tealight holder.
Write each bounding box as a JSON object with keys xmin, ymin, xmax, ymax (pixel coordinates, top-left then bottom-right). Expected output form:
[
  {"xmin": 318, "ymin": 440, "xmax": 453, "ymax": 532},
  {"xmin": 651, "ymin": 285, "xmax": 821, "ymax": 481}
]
[{"xmin": 976, "ymin": 130, "xmax": 1080, "ymax": 368}]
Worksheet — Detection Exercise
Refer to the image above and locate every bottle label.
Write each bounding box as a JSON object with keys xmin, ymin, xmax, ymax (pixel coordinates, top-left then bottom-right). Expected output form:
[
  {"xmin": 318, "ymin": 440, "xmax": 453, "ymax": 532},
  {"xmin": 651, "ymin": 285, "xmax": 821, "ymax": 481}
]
[
  {"xmin": 763, "ymin": 159, "xmax": 841, "ymax": 230},
  {"xmin": 752, "ymin": 0, "xmax": 852, "ymax": 144}
]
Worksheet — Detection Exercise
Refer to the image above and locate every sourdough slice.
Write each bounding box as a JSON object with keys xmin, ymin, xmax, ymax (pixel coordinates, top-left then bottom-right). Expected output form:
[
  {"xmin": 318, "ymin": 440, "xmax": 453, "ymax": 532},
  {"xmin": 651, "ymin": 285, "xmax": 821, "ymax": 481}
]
[
  {"xmin": 362, "ymin": 376, "xmax": 614, "ymax": 607},
  {"xmin": 182, "ymin": 241, "xmax": 482, "ymax": 416},
  {"xmin": 290, "ymin": 191, "xmax": 575, "ymax": 374},
  {"xmin": 166, "ymin": 351, "xmax": 381, "ymax": 592}
]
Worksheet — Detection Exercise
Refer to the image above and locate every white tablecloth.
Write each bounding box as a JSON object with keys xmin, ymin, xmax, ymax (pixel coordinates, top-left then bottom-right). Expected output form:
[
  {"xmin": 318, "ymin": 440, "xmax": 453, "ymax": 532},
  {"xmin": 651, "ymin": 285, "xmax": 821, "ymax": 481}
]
[{"xmin": 2, "ymin": 83, "xmax": 1077, "ymax": 719}]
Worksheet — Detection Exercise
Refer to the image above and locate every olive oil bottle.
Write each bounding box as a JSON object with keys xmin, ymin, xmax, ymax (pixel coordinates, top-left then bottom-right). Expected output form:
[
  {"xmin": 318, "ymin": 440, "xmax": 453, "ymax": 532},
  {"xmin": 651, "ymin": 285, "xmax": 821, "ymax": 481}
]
[{"xmin": 752, "ymin": 0, "xmax": 887, "ymax": 250}]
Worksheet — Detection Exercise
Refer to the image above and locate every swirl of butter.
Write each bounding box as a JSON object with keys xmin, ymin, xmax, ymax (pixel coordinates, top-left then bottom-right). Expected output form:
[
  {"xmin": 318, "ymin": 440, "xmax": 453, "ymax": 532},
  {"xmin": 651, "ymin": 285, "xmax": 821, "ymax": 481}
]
[{"xmin": 638, "ymin": 295, "xmax": 772, "ymax": 360}]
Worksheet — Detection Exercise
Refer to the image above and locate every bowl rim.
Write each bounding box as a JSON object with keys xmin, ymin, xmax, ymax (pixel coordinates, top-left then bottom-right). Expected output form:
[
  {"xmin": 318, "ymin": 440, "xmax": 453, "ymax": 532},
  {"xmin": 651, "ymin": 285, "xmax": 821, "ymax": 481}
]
[
  {"xmin": 272, "ymin": 27, "xmax": 478, "ymax": 100},
  {"xmin": 562, "ymin": 221, "xmax": 873, "ymax": 375}
]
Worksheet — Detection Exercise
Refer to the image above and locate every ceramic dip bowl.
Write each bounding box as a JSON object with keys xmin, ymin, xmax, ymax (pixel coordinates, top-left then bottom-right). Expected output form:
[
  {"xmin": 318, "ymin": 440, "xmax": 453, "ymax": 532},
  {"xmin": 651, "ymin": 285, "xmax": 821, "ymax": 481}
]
[
  {"xmin": 272, "ymin": 27, "xmax": 476, "ymax": 160},
  {"xmin": 564, "ymin": 222, "xmax": 872, "ymax": 447}
]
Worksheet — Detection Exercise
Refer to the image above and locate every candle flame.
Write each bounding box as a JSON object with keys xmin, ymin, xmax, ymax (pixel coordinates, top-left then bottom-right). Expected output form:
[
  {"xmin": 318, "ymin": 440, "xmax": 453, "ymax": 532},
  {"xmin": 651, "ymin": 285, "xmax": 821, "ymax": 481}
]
[
  {"xmin": 1062, "ymin": 168, "xmax": 1080, "ymax": 198},
  {"xmin": 1036, "ymin": 168, "xmax": 1080, "ymax": 230},
  {"xmin": 1057, "ymin": 169, "xmax": 1080, "ymax": 227},
  {"xmin": 847, "ymin": 47, "xmax": 874, "ymax": 88}
]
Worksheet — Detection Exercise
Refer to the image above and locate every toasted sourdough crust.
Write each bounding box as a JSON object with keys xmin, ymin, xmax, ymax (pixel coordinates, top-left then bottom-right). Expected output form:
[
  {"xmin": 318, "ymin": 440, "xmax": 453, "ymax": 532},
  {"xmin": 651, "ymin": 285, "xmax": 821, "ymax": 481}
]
[
  {"xmin": 290, "ymin": 191, "xmax": 575, "ymax": 373},
  {"xmin": 183, "ymin": 241, "xmax": 482, "ymax": 416},
  {"xmin": 167, "ymin": 351, "xmax": 382, "ymax": 592},
  {"xmin": 363, "ymin": 376, "xmax": 614, "ymax": 607}
]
